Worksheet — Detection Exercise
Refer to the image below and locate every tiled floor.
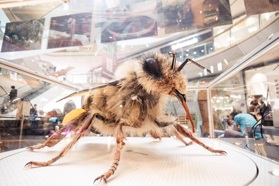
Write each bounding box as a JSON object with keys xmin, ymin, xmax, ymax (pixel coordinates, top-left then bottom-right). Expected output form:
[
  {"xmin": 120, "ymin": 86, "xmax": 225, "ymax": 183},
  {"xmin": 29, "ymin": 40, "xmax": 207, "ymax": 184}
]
[
  {"xmin": 1, "ymin": 137, "xmax": 279, "ymax": 186},
  {"xmin": 2, "ymin": 134, "xmax": 278, "ymax": 164},
  {"xmin": 1, "ymin": 123, "xmax": 279, "ymax": 164}
]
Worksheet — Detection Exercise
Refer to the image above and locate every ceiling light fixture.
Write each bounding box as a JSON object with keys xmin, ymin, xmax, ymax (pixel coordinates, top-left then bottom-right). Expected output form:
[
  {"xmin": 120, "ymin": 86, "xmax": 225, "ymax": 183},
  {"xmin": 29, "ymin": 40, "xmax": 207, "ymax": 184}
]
[
  {"xmin": 217, "ymin": 62, "xmax": 222, "ymax": 71},
  {"xmin": 224, "ymin": 59, "xmax": 228, "ymax": 65},
  {"xmin": 171, "ymin": 38, "xmax": 198, "ymax": 50},
  {"xmin": 210, "ymin": 65, "xmax": 214, "ymax": 73}
]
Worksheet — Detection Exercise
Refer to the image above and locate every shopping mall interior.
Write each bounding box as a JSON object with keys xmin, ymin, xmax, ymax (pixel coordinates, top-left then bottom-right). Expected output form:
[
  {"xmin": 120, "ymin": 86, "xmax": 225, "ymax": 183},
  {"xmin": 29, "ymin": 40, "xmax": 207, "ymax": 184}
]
[{"xmin": 0, "ymin": 0, "xmax": 279, "ymax": 185}]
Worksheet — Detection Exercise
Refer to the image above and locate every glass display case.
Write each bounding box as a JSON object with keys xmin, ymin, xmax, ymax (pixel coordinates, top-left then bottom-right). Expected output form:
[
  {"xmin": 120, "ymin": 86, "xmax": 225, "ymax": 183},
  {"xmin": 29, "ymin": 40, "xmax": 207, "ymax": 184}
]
[
  {"xmin": 206, "ymin": 30, "xmax": 279, "ymax": 162},
  {"xmin": 0, "ymin": 0, "xmax": 279, "ymax": 166}
]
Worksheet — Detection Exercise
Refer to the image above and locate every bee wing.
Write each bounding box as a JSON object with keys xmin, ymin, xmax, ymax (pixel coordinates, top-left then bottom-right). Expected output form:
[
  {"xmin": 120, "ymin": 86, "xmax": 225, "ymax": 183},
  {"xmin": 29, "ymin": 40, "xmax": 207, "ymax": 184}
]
[{"xmin": 56, "ymin": 80, "xmax": 121, "ymax": 102}]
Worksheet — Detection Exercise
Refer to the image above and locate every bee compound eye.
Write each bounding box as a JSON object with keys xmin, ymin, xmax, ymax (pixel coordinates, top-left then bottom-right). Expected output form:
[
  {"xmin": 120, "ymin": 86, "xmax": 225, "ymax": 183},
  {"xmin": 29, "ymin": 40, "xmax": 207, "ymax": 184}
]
[
  {"xmin": 143, "ymin": 57, "xmax": 162, "ymax": 78},
  {"xmin": 145, "ymin": 57, "xmax": 156, "ymax": 63}
]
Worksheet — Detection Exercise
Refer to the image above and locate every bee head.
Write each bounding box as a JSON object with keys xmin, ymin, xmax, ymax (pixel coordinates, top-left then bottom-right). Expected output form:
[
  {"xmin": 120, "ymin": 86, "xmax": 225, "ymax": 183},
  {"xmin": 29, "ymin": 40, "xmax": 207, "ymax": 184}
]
[
  {"xmin": 138, "ymin": 52, "xmax": 187, "ymax": 100},
  {"xmin": 139, "ymin": 52, "xmax": 198, "ymax": 132}
]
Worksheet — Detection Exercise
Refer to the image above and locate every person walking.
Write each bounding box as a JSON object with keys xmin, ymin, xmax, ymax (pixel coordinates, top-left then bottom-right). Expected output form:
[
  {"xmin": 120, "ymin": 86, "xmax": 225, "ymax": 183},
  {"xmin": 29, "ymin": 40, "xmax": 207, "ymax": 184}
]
[{"xmin": 9, "ymin": 86, "xmax": 17, "ymax": 102}]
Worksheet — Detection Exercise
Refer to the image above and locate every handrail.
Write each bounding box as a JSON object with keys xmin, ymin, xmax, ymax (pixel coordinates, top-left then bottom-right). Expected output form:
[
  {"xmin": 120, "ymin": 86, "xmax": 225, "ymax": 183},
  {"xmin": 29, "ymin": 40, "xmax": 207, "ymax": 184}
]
[
  {"xmin": 0, "ymin": 81, "xmax": 47, "ymax": 107},
  {"xmin": 207, "ymin": 31, "xmax": 279, "ymax": 88},
  {"xmin": 0, "ymin": 84, "xmax": 32, "ymax": 97},
  {"xmin": 116, "ymin": 13, "xmax": 278, "ymax": 65},
  {"xmin": 0, "ymin": 58, "xmax": 81, "ymax": 91},
  {"xmin": 174, "ymin": 14, "xmax": 279, "ymax": 56},
  {"xmin": 115, "ymin": 15, "xmax": 248, "ymax": 62},
  {"xmin": 170, "ymin": 15, "xmax": 248, "ymax": 54},
  {"xmin": 0, "ymin": 86, "xmax": 8, "ymax": 95}
]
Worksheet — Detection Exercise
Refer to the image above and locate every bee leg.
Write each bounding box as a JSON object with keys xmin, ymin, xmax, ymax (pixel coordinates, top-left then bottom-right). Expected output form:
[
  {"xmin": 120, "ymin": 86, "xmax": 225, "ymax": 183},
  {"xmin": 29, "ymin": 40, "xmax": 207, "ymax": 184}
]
[
  {"xmin": 170, "ymin": 125, "xmax": 193, "ymax": 146},
  {"xmin": 27, "ymin": 133, "xmax": 65, "ymax": 151},
  {"xmin": 25, "ymin": 133, "xmax": 83, "ymax": 168},
  {"xmin": 27, "ymin": 125, "xmax": 70, "ymax": 151},
  {"xmin": 27, "ymin": 112, "xmax": 92, "ymax": 151},
  {"xmin": 25, "ymin": 114, "xmax": 95, "ymax": 168},
  {"xmin": 149, "ymin": 130, "xmax": 162, "ymax": 140},
  {"xmin": 94, "ymin": 124, "xmax": 126, "ymax": 183},
  {"xmin": 175, "ymin": 124, "xmax": 227, "ymax": 155}
]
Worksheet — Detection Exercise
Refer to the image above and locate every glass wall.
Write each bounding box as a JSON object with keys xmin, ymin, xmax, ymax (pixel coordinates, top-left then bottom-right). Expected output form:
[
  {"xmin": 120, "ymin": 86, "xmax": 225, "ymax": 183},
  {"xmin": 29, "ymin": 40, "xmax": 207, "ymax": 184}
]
[
  {"xmin": 209, "ymin": 38, "xmax": 279, "ymax": 138},
  {"xmin": 213, "ymin": 12, "xmax": 278, "ymax": 53},
  {"xmin": 1, "ymin": 1, "xmax": 279, "ymax": 157}
]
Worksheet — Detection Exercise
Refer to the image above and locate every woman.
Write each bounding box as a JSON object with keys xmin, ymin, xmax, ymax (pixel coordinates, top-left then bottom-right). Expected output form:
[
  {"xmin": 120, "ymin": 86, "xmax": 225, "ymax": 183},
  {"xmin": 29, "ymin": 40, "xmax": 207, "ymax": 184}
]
[{"xmin": 224, "ymin": 111, "xmax": 257, "ymax": 138}]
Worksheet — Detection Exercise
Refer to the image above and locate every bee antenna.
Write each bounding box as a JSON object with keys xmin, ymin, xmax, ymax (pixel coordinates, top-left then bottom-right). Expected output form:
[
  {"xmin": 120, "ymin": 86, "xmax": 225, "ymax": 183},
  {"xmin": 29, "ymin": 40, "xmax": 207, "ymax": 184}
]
[
  {"xmin": 177, "ymin": 58, "xmax": 190, "ymax": 71},
  {"xmin": 168, "ymin": 51, "xmax": 176, "ymax": 70},
  {"xmin": 178, "ymin": 58, "xmax": 211, "ymax": 73},
  {"xmin": 188, "ymin": 59, "xmax": 212, "ymax": 74}
]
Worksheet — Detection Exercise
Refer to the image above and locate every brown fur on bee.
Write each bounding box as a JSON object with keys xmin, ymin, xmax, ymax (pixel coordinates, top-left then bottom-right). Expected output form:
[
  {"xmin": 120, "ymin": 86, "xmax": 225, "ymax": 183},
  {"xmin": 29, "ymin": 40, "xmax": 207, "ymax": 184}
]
[{"xmin": 25, "ymin": 52, "xmax": 226, "ymax": 183}]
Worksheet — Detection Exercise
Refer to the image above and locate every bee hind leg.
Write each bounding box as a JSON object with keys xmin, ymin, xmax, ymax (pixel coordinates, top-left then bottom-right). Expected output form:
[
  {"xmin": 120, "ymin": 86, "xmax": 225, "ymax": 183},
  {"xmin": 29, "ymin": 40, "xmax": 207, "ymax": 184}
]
[
  {"xmin": 26, "ymin": 125, "xmax": 69, "ymax": 151},
  {"xmin": 25, "ymin": 133, "xmax": 83, "ymax": 168},
  {"xmin": 25, "ymin": 114, "xmax": 95, "ymax": 168}
]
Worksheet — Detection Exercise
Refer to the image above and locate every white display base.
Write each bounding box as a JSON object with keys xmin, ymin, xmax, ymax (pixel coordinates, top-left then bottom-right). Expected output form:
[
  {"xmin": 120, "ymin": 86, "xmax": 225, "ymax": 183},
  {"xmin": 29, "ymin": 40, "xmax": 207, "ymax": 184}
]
[{"xmin": 0, "ymin": 136, "xmax": 279, "ymax": 186}]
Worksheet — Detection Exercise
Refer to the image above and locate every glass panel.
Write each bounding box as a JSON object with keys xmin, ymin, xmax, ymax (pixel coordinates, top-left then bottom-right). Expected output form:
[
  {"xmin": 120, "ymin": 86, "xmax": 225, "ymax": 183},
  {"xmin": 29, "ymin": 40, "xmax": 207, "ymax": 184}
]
[
  {"xmin": 211, "ymin": 40, "xmax": 279, "ymax": 139},
  {"xmin": 0, "ymin": 1, "xmax": 278, "ymax": 165}
]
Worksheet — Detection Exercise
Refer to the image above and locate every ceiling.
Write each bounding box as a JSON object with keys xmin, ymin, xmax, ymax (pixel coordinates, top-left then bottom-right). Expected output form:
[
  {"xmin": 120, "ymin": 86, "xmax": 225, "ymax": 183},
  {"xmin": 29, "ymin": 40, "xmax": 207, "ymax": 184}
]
[
  {"xmin": 0, "ymin": 0, "xmax": 63, "ymax": 9},
  {"xmin": 1, "ymin": 0, "xmax": 279, "ymax": 87}
]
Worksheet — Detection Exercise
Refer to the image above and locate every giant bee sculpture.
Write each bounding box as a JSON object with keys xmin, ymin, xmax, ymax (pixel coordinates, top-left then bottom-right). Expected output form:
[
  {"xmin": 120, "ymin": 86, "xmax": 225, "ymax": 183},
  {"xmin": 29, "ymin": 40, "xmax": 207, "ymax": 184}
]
[{"xmin": 25, "ymin": 52, "xmax": 226, "ymax": 183}]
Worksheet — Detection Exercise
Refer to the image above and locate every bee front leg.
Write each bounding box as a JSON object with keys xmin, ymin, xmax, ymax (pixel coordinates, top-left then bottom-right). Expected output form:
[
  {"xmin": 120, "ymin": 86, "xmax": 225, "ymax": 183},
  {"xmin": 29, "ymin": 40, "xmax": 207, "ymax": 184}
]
[
  {"xmin": 169, "ymin": 125, "xmax": 193, "ymax": 146},
  {"xmin": 94, "ymin": 124, "xmax": 126, "ymax": 183},
  {"xmin": 153, "ymin": 120, "xmax": 192, "ymax": 145},
  {"xmin": 149, "ymin": 130, "xmax": 162, "ymax": 140},
  {"xmin": 175, "ymin": 124, "xmax": 226, "ymax": 155}
]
